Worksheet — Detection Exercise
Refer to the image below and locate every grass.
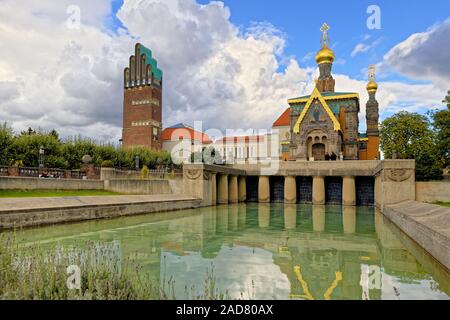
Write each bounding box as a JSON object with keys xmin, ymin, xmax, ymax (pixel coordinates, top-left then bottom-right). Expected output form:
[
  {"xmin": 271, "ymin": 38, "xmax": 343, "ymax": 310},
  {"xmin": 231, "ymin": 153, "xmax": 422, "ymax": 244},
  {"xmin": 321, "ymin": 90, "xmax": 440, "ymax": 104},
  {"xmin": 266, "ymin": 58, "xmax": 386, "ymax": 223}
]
[
  {"xmin": 0, "ymin": 189, "xmax": 123, "ymax": 198},
  {"xmin": 434, "ymin": 202, "xmax": 450, "ymax": 208}
]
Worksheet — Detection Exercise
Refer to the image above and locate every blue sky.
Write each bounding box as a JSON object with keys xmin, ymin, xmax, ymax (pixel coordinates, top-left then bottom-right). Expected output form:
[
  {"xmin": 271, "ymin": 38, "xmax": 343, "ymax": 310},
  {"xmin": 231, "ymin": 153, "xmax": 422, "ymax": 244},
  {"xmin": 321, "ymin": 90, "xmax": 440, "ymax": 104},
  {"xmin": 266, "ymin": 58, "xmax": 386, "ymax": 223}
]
[{"xmin": 201, "ymin": 0, "xmax": 450, "ymax": 82}]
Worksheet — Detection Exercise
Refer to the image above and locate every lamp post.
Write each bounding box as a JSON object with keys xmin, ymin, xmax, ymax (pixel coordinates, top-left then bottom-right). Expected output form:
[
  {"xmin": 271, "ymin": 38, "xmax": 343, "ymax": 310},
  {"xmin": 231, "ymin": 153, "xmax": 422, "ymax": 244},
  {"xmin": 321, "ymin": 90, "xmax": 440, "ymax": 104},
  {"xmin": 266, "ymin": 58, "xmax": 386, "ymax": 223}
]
[
  {"xmin": 135, "ymin": 155, "xmax": 140, "ymax": 171},
  {"xmin": 38, "ymin": 146, "xmax": 45, "ymax": 168}
]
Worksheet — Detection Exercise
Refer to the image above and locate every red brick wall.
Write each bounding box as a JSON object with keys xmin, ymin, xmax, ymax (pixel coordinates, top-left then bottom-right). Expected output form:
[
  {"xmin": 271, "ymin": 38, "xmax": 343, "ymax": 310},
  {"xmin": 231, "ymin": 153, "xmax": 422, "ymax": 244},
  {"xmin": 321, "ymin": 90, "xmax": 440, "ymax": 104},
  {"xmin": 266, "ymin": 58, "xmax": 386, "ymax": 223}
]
[{"xmin": 122, "ymin": 85, "xmax": 162, "ymax": 150}]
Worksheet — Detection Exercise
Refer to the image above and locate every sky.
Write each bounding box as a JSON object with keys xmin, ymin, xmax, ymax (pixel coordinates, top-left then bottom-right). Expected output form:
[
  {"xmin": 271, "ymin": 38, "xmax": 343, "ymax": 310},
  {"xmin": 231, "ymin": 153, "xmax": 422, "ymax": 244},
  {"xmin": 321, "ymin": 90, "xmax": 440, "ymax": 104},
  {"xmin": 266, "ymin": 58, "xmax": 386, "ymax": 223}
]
[{"xmin": 0, "ymin": 0, "xmax": 449, "ymax": 143}]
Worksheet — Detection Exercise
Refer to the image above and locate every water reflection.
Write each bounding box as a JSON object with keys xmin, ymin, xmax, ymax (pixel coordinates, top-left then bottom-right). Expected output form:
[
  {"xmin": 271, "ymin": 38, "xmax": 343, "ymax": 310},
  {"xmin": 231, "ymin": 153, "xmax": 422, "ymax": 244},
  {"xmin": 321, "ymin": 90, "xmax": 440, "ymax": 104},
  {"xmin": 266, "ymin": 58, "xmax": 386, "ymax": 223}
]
[{"xmin": 11, "ymin": 204, "xmax": 450, "ymax": 300}]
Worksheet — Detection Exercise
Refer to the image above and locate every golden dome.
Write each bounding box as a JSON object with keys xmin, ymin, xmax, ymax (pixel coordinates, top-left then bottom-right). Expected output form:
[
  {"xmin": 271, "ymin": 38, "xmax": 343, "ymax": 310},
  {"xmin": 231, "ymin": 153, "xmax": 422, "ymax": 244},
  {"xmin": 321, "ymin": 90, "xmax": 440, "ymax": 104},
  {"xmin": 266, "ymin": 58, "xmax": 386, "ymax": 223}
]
[
  {"xmin": 367, "ymin": 80, "xmax": 378, "ymax": 93},
  {"xmin": 315, "ymin": 44, "xmax": 335, "ymax": 65}
]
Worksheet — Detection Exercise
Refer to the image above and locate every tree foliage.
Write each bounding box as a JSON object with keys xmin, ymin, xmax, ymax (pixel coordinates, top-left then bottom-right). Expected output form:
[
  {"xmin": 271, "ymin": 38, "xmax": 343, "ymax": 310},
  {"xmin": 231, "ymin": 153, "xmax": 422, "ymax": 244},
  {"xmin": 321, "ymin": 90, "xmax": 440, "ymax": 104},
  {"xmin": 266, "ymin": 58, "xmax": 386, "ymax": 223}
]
[
  {"xmin": 380, "ymin": 111, "xmax": 443, "ymax": 181},
  {"xmin": 0, "ymin": 127, "xmax": 173, "ymax": 170},
  {"xmin": 0, "ymin": 123, "xmax": 14, "ymax": 166},
  {"xmin": 430, "ymin": 99, "xmax": 450, "ymax": 168}
]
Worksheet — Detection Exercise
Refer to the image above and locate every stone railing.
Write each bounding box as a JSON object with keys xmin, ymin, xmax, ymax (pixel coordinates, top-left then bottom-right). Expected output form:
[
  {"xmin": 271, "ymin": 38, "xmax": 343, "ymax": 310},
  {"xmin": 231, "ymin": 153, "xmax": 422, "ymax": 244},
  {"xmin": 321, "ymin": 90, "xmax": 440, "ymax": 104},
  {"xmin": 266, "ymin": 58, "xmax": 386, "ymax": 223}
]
[{"xmin": 0, "ymin": 165, "xmax": 100, "ymax": 180}]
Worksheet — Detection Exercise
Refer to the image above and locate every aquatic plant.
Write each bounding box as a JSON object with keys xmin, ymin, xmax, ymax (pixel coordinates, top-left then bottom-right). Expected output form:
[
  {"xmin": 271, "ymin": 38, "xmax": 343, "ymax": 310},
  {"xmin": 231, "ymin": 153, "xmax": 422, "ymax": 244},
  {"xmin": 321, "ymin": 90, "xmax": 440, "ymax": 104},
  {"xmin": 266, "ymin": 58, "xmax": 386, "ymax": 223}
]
[{"xmin": 0, "ymin": 235, "xmax": 234, "ymax": 300}]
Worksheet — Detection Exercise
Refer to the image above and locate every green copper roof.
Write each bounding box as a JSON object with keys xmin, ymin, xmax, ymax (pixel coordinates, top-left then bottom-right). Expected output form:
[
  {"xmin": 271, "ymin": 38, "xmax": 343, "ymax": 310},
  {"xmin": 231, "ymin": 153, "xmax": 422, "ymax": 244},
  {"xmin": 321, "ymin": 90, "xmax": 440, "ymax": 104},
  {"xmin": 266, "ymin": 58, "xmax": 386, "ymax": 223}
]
[{"xmin": 140, "ymin": 45, "xmax": 163, "ymax": 82}]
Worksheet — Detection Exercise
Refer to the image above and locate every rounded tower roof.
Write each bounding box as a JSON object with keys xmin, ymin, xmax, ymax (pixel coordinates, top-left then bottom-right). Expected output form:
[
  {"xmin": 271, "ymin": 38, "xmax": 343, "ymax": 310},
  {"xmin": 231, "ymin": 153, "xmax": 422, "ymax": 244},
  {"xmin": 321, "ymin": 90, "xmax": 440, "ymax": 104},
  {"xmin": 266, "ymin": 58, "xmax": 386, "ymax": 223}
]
[
  {"xmin": 316, "ymin": 23, "xmax": 335, "ymax": 65},
  {"xmin": 316, "ymin": 44, "xmax": 335, "ymax": 65},
  {"xmin": 367, "ymin": 65, "xmax": 378, "ymax": 93},
  {"xmin": 366, "ymin": 80, "xmax": 378, "ymax": 93}
]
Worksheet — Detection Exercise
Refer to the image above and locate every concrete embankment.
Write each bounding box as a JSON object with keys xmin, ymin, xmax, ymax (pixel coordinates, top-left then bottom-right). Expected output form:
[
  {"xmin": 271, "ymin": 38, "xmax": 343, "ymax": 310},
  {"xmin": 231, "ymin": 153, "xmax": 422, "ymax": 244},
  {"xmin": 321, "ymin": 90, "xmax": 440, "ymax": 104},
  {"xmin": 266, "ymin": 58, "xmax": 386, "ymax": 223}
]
[
  {"xmin": 384, "ymin": 201, "xmax": 450, "ymax": 271},
  {"xmin": 0, "ymin": 195, "xmax": 202, "ymax": 230}
]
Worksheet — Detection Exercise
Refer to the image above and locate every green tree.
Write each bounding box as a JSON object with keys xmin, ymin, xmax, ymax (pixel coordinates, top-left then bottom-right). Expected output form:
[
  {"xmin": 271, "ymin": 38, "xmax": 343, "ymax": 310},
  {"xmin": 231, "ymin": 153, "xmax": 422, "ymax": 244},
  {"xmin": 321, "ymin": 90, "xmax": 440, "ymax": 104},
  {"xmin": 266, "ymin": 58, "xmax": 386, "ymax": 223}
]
[
  {"xmin": 431, "ymin": 93, "xmax": 450, "ymax": 168},
  {"xmin": 0, "ymin": 123, "xmax": 14, "ymax": 165},
  {"xmin": 61, "ymin": 136, "xmax": 97, "ymax": 169},
  {"xmin": 443, "ymin": 91, "xmax": 450, "ymax": 109},
  {"xmin": 11, "ymin": 132, "xmax": 66, "ymax": 168},
  {"xmin": 380, "ymin": 111, "xmax": 442, "ymax": 181}
]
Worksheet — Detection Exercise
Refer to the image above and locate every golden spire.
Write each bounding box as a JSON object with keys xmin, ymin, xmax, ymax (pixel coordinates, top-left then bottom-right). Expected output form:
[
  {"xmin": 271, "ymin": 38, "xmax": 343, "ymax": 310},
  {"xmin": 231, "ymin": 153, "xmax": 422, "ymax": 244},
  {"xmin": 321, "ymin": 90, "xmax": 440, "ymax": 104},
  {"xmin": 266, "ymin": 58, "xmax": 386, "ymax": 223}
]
[
  {"xmin": 367, "ymin": 65, "xmax": 378, "ymax": 93},
  {"xmin": 316, "ymin": 23, "xmax": 335, "ymax": 65}
]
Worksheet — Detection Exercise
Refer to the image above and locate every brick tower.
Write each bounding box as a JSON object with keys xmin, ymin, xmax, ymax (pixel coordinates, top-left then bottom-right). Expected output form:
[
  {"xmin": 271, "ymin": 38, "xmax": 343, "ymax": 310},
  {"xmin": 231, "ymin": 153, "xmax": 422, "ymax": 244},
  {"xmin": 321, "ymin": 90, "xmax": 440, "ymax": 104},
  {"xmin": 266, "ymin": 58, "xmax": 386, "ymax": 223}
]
[
  {"xmin": 122, "ymin": 43, "xmax": 163, "ymax": 150},
  {"xmin": 365, "ymin": 65, "xmax": 380, "ymax": 160}
]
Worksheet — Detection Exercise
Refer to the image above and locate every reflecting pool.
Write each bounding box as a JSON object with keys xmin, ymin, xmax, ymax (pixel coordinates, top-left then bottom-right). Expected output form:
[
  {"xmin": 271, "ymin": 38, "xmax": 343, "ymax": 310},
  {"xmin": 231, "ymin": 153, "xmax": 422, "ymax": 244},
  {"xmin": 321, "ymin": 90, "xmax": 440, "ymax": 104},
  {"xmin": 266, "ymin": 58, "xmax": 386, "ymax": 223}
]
[{"xmin": 11, "ymin": 204, "xmax": 450, "ymax": 300}]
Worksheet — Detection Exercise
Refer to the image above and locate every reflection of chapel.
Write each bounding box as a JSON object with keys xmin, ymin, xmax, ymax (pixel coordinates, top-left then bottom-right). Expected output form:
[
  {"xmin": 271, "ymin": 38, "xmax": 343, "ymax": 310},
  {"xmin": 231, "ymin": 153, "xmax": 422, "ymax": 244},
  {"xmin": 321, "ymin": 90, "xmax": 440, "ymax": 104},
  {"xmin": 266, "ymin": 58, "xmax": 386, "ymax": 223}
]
[{"xmin": 286, "ymin": 24, "xmax": 380, "ymax": 161}]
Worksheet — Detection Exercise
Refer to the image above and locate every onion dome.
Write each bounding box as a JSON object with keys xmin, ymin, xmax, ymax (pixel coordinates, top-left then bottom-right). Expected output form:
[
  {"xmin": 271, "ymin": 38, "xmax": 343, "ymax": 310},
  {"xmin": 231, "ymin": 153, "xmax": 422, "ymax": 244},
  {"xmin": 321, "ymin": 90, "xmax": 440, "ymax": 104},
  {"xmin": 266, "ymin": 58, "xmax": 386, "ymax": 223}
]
[{"xmin": 315, "ymin": 44, "xmax": 335, "ymax": 65}]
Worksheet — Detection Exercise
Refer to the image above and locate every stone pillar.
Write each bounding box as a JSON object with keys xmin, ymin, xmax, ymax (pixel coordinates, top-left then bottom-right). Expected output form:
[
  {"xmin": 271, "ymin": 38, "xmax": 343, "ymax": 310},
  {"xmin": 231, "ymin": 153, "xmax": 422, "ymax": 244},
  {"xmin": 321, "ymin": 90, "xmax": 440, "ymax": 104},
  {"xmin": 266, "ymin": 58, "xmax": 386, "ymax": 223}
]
[
  {"xmin": 284, "ymin": 204, "xmax": 297, "ymax": 230},
  {"xmin": 312, "ymin": 205, "xmax": 326, "ymax": 232},
  {"xmin": 238, "ymin": 176, "xmax": 247, "ymax": 202},
  {"xmin": 342, "ymin": 176, "xmax": 356, "ymax": 206},
  {"xmin": 100, "ymin": 167, "xmax": 116, "ymax": 181},
  {"xmin": 211, "ymin": 173, "xmax": 217, "ymax": 205},
  {"xmin": 258, "ymin": 176, "xmax": 270, "ymax": 203},
  {"xmin": 343, "ymin": 206, "xmax": 356, "ymax": 234},
  {"xmin": 217, "ymin": 174, "xmax": 229, "ymax": 204},
  {"xmin": 284, "ymin": 176, "xmax": 297, "ymax": 204},
  {"xmin": 81, "ymin": 163, "xmax": 97, "ymax": 180},
  {"xmin": 228, "ymin": 175, "xmax": 238, "ymax": 204},
  {"xmin": 8, "ymin": 166, "xmax": 19, "ymax": 177},
  {"xmin": 312, "ymin": 176, "xmax": 325, "ymax": 205}
]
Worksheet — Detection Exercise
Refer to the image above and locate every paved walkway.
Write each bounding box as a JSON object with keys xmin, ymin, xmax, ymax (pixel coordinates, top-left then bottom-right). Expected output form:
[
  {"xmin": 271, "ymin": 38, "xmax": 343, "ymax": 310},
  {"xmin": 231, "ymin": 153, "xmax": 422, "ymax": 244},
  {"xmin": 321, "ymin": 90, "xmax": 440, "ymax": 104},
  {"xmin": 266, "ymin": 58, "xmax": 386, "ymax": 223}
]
[{"xmin": 0, "ymin": 194, "xmax": 197, "ymax": 213}]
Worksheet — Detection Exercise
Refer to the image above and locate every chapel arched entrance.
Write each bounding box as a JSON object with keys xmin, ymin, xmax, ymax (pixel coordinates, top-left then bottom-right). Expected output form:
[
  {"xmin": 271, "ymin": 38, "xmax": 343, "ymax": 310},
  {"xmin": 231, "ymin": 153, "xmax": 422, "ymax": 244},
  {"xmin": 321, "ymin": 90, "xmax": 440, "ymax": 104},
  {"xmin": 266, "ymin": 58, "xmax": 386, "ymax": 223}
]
[{"xmin": 312, "ymin": 143, "xmax": 326, "ymax": 161}]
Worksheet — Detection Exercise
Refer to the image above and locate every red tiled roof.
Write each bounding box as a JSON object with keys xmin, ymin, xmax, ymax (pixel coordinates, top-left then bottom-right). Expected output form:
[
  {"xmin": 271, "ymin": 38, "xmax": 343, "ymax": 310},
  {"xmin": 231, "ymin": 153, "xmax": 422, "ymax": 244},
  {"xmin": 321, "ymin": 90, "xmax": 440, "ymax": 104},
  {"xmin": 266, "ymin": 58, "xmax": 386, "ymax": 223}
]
[
  {"xmin": 273, "ymin": 108, "xmax": 291, "ymax": 127},
  {"xmin": 162, "ymin": 127, "xmax": 212, "ymax": 144},
  {"xmin": 216, "ymin": 135, "xmax": 265, "ymax": 144}
]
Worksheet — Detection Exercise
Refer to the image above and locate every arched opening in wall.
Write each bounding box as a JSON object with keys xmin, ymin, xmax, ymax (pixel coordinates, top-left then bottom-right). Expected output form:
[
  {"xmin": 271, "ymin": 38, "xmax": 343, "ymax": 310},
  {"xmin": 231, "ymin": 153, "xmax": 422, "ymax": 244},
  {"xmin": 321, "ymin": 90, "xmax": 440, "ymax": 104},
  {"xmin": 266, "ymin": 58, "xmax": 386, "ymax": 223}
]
[
  {"xmin": 312, "ymin": 143, "xmax": 326, "ymax": 161},
  {"xmin": 325, "ymin": 177, "xmax": 343, "ymax": 205},
  {"xmin": 246, "ymin": 176, "xmax": 259, "ymax": 202},
  {"xmin": 356, "ymin": 177, "xmax": 375, "ymax": 206},
  {"xmin": 270, "ymin": 176, "xmax": 285, "ymax": 203},
  {"xmin": 296, "ymin": 176, "xmax": 312, "ymax": 204}
]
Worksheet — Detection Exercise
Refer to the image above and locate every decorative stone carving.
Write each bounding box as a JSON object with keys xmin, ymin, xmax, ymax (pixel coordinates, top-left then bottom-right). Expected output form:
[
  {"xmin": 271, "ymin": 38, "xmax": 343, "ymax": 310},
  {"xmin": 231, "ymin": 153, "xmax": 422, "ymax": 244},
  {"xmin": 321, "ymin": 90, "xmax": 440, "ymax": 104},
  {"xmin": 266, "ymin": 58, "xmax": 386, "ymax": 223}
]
[
  {"xmin": 203, "ymin": 171, "xmax": 211, "ymax": 181},
  {"xmin": 386, "ymin": 169, "xmax": 413, "ymax": 182},
  {"xmin": 185, "ymin": 169, "xmax": 202, "ymax": 180}
]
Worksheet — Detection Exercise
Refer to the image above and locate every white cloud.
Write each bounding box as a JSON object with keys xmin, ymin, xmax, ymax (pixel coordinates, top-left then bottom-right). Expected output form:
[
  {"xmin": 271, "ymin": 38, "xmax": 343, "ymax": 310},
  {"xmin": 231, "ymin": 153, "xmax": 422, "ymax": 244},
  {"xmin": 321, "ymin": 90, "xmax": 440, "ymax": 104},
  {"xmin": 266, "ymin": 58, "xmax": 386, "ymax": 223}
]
[
  {"xmin": 0, "ymin": 0, "xmax": 446, "ymax": 144},
  {"xmin": 383, "ymin": 18, "xmax": 450, "ymax": 90},
  {"xmin": 351, "ymin": 37, "xmax": 383, "ymax": 57}
]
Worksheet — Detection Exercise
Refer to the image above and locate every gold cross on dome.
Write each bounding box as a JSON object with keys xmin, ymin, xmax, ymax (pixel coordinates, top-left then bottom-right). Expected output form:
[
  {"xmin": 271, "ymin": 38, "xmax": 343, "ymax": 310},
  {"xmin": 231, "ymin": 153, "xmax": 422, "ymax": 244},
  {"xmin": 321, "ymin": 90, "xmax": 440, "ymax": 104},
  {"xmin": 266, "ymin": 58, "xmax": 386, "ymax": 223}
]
[
  {"xmin": 320, "ymin": 23, "xmax": 330, "ymax": 44},
  {"xmin": 368, "ymin": 65, "xmax": 376, "ymax": 81}
]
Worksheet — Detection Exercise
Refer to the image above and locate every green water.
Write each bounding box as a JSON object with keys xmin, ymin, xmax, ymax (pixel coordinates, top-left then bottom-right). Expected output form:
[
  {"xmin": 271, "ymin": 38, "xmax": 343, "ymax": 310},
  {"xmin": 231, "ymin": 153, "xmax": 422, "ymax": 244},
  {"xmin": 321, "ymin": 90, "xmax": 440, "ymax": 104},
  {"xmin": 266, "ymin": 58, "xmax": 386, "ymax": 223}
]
[{"xmin": 11, "ymin": 204, "xmax": 450, "ymax": 300}]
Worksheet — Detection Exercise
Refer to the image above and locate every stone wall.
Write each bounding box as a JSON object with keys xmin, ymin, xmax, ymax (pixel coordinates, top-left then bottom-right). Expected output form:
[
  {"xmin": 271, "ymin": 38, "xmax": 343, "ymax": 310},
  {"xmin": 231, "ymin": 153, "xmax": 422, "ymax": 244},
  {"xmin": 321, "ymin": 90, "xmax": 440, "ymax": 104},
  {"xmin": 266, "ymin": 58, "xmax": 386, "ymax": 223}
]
[
  {"xmin": 416, "ymin": 181, "xmax": 450, "ymax": 203},
  {"xmin": 383, "ymin": 201, "xmax": 450, "ymax": 271},
  {"xmin": 374, "ymin": 160, "xmax": 416, "ymax": 210},
  {"xmin": 0, "ymin": 176, "xmax": 104, "ymax": 190},
  {"xmin": 104, "ymin": 179, "xmax": 174, "ymax": 195},
  {"xmin": 0, "ymin": 196, "xmax": 201, "ymax": 230}
]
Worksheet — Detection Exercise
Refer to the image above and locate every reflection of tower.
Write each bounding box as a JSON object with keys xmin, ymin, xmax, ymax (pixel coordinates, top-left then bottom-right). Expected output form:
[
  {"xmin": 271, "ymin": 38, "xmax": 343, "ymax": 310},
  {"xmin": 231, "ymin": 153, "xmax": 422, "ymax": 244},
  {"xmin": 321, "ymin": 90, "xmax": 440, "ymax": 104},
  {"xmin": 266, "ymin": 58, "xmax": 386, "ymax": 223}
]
[
  {"xmin": 315, "ymin": 23, "xmax": 335, "ymax": 93},
  {"xmin": 122, "ymin": 43, "xmax": 163, "ymax": 150},
  {"xmin": 366, "ymin": 65, "xmax": 380, "ymax": 160}
]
